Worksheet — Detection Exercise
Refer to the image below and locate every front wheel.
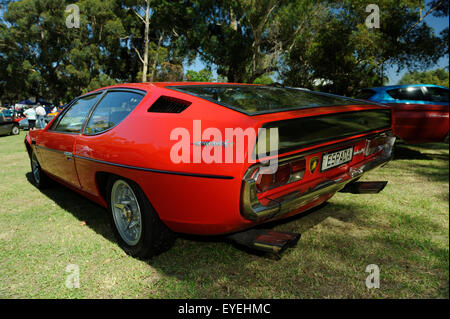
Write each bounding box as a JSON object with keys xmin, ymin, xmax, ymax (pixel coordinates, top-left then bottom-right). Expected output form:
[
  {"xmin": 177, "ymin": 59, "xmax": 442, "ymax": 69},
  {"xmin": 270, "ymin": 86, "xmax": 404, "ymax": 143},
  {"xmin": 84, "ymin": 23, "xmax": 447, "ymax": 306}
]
[
  {"xmin": 106, "ymin": 176, "xmax": 175, "ymax": 259},
  {"xmin": 11, "ymin": 125, "xmax": 20, "ymax": 135},
  {"xmin": 30, "ymin": 150, "xmax": 51, "ymax": 189}
]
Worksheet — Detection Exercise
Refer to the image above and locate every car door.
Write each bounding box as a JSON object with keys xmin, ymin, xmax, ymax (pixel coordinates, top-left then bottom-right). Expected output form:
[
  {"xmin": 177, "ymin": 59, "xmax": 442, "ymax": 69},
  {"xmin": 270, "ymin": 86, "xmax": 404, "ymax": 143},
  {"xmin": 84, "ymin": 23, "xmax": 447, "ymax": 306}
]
[
  {"xmin": 37, "ymin": 93, "xmax": 103, "ymax": 187},
  {"xmin": 420, "ymin": 86, "xmax": 450, "ymax": 141}
]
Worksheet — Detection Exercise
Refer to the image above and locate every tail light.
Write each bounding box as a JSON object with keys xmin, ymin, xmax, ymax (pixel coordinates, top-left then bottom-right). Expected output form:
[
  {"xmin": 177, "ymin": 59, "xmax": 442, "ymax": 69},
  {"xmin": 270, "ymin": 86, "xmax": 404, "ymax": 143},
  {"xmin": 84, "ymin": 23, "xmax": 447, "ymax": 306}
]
[
  {"xmin": 251, "ymin": 158, "xmax": 306, "ymax": 193},
  {"xmin": 365, "ymin": 134, "xmax": 396, "ymax": 156}
]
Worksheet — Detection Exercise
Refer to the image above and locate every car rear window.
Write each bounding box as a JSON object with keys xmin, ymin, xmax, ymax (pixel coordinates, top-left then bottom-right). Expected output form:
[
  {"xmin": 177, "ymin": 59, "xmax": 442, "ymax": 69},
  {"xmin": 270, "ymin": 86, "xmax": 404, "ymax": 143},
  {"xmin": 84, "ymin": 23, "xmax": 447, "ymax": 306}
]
[
  {"xmin": 167, "ymin": 85, "xmax": 367, "ymax": 115},
  {"xmin": 257, "ymin": 109, "xmax": 392, "ymax": 156},
  {"xmin": 423, "ymin": 87, "xmax": 449, "ymax": 102}
]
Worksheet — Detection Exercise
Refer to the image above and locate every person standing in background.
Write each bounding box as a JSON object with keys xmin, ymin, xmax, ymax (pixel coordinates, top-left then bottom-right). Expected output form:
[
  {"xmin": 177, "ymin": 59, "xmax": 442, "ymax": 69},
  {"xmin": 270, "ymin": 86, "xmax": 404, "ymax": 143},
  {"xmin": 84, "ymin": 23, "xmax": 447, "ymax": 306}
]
[
  {"xmin": 23, "ymin": 107, "xmax": 37, "ymax": 130},
  {"xmin": 35, "ymin": 103, "xmax": 47, "ymax": 129}
]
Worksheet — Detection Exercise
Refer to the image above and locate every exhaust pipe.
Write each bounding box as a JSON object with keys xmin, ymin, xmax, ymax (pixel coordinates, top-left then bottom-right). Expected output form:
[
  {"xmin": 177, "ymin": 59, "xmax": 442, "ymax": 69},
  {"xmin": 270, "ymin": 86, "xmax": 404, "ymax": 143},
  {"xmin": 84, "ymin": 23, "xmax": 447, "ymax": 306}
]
[
  {"xmin": 339, "ymin": 181, "xmax": 388, "ymax": 194},
  {"xmin": 227, "ymin": 229, "xmax": 300, "ymax": 258}
]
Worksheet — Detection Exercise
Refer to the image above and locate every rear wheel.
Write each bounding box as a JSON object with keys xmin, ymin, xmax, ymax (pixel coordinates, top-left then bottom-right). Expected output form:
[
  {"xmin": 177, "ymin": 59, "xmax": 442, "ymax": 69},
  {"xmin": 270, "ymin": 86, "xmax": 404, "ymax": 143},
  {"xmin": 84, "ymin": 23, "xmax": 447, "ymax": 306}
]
[
  {"xmin": 106, "ymin": 176, "xmax": 175, "ymax": 259},
  {"xmin": 30, "ymin": 150, "xmax": 51, "ymax": 189},
  {"xmin": 11, "ymin": 125, "xmax": 20, "ymax": 135}
]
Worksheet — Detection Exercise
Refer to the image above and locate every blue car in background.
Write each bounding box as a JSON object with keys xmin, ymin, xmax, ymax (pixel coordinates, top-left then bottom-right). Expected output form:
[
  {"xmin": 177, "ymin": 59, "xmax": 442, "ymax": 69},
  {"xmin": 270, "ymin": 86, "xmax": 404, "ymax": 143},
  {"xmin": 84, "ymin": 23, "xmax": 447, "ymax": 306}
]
[{"xmin": 356, "ymin": 84, "xmax": 449, "ymax": 143}]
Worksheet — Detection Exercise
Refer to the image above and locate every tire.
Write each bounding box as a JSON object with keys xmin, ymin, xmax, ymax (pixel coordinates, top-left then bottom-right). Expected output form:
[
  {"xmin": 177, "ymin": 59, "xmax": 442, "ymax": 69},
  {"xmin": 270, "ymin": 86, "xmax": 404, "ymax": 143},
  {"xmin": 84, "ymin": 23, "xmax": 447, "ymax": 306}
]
[
  {"xmin": 106, "ymin": 176, "xmax": 175, "ymax": 259},
  {"xmin": 11, "ymin": 125, "xmax": 20, "ymax": 135},
  {"xmin": 30, "ymin": 150, "xmax": 52, "ymax": 189}
]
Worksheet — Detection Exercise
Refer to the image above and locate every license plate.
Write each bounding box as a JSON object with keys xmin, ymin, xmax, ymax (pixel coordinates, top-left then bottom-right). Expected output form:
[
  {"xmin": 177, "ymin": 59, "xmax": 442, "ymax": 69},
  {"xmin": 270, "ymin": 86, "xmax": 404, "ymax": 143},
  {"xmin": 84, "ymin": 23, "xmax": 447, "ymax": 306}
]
[{"xmin": 321, "ymin": 147, "xmax": 354, "ymax": 171}]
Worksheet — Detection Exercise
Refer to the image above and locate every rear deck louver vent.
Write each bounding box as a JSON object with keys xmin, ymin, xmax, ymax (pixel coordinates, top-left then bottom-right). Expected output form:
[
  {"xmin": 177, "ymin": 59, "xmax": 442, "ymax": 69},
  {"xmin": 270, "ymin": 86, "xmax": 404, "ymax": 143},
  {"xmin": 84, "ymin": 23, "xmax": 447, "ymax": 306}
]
[{"xmin": 148, "ymin": 96, "xmax": 191, "ymax": 113}]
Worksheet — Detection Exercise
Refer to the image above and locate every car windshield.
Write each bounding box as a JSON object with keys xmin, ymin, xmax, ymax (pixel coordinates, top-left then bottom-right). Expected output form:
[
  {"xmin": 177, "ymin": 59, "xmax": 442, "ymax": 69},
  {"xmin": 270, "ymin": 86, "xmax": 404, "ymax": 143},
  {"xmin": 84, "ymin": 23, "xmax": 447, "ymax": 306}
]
[{"xmin": 167, "ymin": 85, "xmax": 367, "ymax": 115}]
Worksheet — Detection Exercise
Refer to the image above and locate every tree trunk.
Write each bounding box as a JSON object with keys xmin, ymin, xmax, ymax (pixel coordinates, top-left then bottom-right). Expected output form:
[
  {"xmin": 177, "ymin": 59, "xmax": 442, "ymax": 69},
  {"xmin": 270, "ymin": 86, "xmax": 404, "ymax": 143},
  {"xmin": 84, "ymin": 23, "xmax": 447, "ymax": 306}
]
[
  {"xmin": 142, "ymin": 0, "xmax": 150, "ymax": 82},
  {"xmin": 227, "ymin": 70, "xmax": 235, "ymax": 83},
  {"xmin": 230, "ymin": 6, "xmax": 238, "ymax": 31},
  {"xmin": 149, "ymin": 31, "xmax": 164, "ymax": 82}
]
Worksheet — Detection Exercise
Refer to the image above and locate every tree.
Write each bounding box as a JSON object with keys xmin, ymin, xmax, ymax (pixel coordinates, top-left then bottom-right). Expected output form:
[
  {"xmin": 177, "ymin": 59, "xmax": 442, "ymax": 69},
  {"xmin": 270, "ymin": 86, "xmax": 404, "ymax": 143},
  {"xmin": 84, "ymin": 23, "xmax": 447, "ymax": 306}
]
[
  {"xmin": 124, "ymin": 0, "xmax": 151, "ymax": 82},
  {"xmin": 278, "ymin": 1, "xmax": 330, "ymax": 89},
  {"xmin": 282, "ymin": 0, "xmax": 447, "ymax": 96},
  {"xmin": 429, "ymin": 0, "xmax": 449, "ymax": 55},
  {"xmin": 183, "ymin": 0, "xmax": 317, "ymax": 83},
  {"xmin": 122, "ymin": 0, "xmax": 188, "ymax": 82},
  {"xmin": 1, "ymin": 0, "xmax": 127, "ymax": 102},
  {"xmin": 0, "ymin": 0, "xmax": 189, "ymax": 102},
  {"xmin": 185, "ymin": 69, "xmax": 214, "ymax": 82},
  {"xmin": 0, "ymin": 0, "xmax": 448, "ymax": 102},
  {"xmin": 253, "ymin": 74, "xmax": 274, "ymax": 85},
  {"xmin": 398, "ymin": 68, "xmax": 449, "ymax": 87}
]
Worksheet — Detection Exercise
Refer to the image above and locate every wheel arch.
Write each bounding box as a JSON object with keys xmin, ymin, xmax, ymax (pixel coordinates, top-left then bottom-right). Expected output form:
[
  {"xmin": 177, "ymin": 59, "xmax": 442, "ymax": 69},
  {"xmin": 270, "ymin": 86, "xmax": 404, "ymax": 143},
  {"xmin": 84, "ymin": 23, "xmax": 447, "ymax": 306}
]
[
  {"xmin": 95, "ymin": 171, "xmax": 160, "ymax": 218},
  {"xmin": 95, "ymin": 171, "xmax": 111, "ymax": 204},
  {"xmin": 24, "ymin": 139, "xmax": 32, "ymax": 160}
]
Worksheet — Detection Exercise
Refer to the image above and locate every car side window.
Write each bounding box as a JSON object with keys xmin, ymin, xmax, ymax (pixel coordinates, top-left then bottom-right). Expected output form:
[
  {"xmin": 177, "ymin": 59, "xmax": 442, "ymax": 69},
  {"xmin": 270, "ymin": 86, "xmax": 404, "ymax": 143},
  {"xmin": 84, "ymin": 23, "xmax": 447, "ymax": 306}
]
[
  {"xmin": 423, "ymin": 87, "xmax": 449, "ymax": 103},
  {"xmin": 52, "ymin": 94, "xmax": 101, "ymax": 133},
  {"xmin": 84, "ymin": 91, "xmax": 144, "ymax": 135},
  {"xmin": 387, "ymin": 87, "xmax": 426, "ymax": 101}
]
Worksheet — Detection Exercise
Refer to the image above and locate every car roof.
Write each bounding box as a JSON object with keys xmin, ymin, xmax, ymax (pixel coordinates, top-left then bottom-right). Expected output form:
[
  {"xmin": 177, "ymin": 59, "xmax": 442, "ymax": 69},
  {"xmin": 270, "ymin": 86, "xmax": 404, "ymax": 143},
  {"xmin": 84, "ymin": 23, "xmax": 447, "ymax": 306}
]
[
  {"xmin": 367, "ymin": 84, "xmax": 449, "ymax": 91},
  {"xmin": 94, "ymin": 82, "xmax": 259, "ymax": 89},
  {"xmin": 85, "ymin": 82, "xmax": 262, "ymax": 95},
  {"xmin": 150, "ymin": 82, "xmax": 259, "ymax": 88}
]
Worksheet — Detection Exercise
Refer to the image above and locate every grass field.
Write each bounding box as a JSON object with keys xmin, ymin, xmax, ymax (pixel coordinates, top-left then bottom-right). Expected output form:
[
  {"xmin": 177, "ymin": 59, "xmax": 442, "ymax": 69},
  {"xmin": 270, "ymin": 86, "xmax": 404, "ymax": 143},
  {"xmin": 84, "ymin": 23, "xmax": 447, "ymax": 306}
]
[{"xmin": 0, "ymin": 131, "xmax": 448, "ymax": 298}]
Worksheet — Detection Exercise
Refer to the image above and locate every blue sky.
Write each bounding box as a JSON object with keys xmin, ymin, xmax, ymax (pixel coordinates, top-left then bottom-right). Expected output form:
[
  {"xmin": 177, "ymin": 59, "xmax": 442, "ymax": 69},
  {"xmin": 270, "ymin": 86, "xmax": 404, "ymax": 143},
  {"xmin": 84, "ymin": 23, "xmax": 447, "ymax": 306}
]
[
  {"xmin": 386, "ymin": 11, "xmax": 449, "ymax": 84},
  {"xmin": 184, "ymin": 3, "xmax": 449, "ymax": 85}
]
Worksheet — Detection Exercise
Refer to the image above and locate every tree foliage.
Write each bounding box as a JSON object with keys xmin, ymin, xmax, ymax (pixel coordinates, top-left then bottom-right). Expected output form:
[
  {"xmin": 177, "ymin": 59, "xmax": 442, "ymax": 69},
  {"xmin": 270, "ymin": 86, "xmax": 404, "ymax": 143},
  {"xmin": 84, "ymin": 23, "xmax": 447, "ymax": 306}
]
[
  {"xmin": 398, "ymin": 68, "xmax": 449, "ymax": 87},
  {"xmin": 283, "ymin": 0, "xmax": 447, "ymax": 95},
  {"xmin": 0, "ymin": 0, "xmax": 448, "ymax": 103},
  {"xmin": 185, "ymin": 69, "xmax": 214, "ymax": 82}
]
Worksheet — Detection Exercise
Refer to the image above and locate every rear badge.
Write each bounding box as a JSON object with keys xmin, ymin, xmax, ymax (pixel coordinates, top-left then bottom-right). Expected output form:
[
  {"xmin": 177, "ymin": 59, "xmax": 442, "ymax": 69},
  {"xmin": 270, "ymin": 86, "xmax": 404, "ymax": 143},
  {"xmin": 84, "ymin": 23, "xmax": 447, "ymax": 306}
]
[
  {"xmin": 309, "ymin": 157, "xmax": 319, "ymax": 174},
  {"xmin": 192, "ymin": 140, "xmax": 233, "ymax": 148}
]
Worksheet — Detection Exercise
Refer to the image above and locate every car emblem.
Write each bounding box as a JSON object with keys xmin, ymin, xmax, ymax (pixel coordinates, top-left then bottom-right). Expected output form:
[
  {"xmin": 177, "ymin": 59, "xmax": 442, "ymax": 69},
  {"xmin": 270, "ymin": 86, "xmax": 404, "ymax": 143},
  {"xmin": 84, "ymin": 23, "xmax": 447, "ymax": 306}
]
[
  {"xmin": 192, "ymin": 140, "xmax": 233, "ymax": 148},
  {"xmin": 309, "ymin": 156, "xmax": 319, "ymax": 174}
]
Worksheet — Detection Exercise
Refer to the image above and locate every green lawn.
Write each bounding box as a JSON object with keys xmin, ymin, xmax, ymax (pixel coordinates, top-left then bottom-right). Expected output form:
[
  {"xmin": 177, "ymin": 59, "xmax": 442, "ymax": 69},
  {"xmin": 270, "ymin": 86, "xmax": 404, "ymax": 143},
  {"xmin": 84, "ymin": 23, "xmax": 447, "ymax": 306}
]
[{"xmin": 0, "ymin": 131, "xmax": 448, "ymax": 298}]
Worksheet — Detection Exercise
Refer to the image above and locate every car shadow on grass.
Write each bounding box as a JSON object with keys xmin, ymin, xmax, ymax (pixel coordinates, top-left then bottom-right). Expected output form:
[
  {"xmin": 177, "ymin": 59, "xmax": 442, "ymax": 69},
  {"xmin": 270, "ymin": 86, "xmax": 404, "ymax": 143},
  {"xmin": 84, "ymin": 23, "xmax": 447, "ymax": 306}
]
[
  {"xmin": 25, "ymin": 171, "xmax": 448, "ymax": 298},
  {"xmin": 392, "ymin": 142, "xmax": 449, "ymax": 183},
  {"xmin": 393, "ymin": 144, "xmax": 432, "ymax": 160},
  {"xmin": 393, "ymin": 142, "xmax": 449, "ymax": 161},
  {"xmin": 25, "ymin": 171, "xmax": 348, "ymax": 260},
  {"xmin": 25, "ymin": 172, "xmax": 327, "ymax": 260},
  {"xmin": 26, "ymin": 172, "xmax": 116, "ymax": 243}
]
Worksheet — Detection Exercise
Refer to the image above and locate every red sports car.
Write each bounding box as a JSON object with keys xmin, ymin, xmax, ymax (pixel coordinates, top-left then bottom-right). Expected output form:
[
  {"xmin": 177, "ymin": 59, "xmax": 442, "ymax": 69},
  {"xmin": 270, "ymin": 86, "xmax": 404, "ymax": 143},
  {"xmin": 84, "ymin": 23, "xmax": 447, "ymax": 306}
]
[{"xmin": 25, "ymin": 83, "xmax": 395, "ymax": 258}]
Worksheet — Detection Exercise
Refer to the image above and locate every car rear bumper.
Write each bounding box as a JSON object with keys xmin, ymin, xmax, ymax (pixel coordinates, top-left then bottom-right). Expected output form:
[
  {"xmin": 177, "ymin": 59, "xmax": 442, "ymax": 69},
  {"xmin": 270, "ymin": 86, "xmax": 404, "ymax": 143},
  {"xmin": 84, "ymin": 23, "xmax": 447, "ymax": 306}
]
[{"xmin": 240, "ymin": 140, "xmax": 393, "ymax": 222}]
